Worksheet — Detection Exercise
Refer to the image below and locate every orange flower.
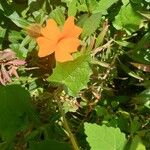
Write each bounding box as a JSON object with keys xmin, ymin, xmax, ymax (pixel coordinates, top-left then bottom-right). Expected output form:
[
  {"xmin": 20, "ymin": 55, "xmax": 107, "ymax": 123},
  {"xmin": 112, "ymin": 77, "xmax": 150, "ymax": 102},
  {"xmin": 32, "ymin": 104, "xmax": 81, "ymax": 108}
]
[{"xmin": 36, "ymin": 16, "xmax": 82, "ymax": 62}]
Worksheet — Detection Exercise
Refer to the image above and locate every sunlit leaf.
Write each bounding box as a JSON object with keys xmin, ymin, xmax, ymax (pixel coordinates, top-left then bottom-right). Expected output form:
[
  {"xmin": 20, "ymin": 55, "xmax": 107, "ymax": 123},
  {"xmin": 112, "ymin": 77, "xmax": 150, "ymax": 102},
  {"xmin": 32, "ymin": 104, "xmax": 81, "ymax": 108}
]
[
  {"xmin": 129, "ymin": 135, "xmax": 146, "ymax": 150},
  {"xmin": 48, "ymin": 54, "xmax": 92, "ymax": 96},
  {"xmin": 82, "ymin": 13, "xmax": 101, "ymax": 37},
  {"xmin": 139, "ymin": 11, "xmax": 150, "ymax": 20},
  {"xmin": 49, "ymin": 7, "xmax": 65, "ymax": 25},
  {"xmin": 113, "ymin": 3, "xmax": 143, "ymax": 33},
  {"xmin": 84, "ymin": 123, "xmax": 127, "ymax": 150},
  {"xmin": 67, "ymin": 0, "xmax": 78, "ymax": 16},
  {"xmin": 93, "ymin": 0, "xmax": 119, "ymax": 14},
  {"xmin": 95, "ymin": 23, "xmax": 109, "ymax": 47}
]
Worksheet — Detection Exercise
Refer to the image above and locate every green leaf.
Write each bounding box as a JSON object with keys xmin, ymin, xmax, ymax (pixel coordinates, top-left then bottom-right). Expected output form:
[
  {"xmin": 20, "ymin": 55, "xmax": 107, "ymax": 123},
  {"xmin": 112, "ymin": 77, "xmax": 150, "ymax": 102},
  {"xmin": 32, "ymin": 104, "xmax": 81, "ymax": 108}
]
[
  {"xmin": 139, "ymin": 11, "xmax": 150, "ymax": 20},
  {"xmin": 8, "ymin": 30, "xmax": 24, "ymax": 43},
  {"xmin": 84, "ymin": 123, "xmax": 127, "ymax": 150},
  {"xmin": 93, "ymin": 0, "xmax": 119, "ymax": 14},
  {"xmin": 95, "ymin": 106, "xmax": 108, "ymax": 117},
  {"xmin": 82, "ymin": 13, "xmax": 101, "ymax": 37},
  {"xmin": 18, "ymin": 35, "xmax": 32, "ymax": 57},
  {"xmin": 76, "ymin": 0, "xmax": 118, "ymax": 14},
  {"xmin": 113, "ymin": 3, "xmax": 143, "ymax": 33},
  {"xmin": 129, "ymin": 135, "xmax": 146, "ymax": 150},
  {"xmin": 115, "ymin": 40, "xmax": 135, "ymax": 48},
  {"xmin": 133, "ymin": 88, "xmax": 150, "ymax": 105},
  {"xmin": 5, "ymin": 11, "xmax": 30, "ymax": 29},
  {"xmin": 130, "ymin": 48, "xmax": 150, "ymax": 64},
  {"xmin": 48, "ymin": 54, "xmax": 92, "ymax": 96},
  {"xmin": 0, "ymin": 0, "xmax": 30, "ymax": 28},
  {"xmin": 135, "ymin": 32, "xmax": 150, "ymax": 50},
  {"xmin": 9, "ymin": 12, "xmax": 30, "ymax": 28},
  {"xmin": 49, "ymin": 7, "xmax": 65, "ymax": 25},
  {"xmin": 67, "ymin": 0, "xmax": 78, "ymax": 16},
  {"xmin": 78, "ymin": 2, "xmax": 88, "ymax": 12},
  {"xmin": 31, "ymin": 9, "xmax": 47, "ymax": 24},
  {"xmin": 9, "ymin": 32, "xmax": 33, "ymax": 58},
  {"xmin": 130, "ymin": 117, "xmax": 141, "ymax": 134},
  {"xmin": 0, "ymin": 26, "xmax": 6, "ymax": 38},
  {"xmin": 88, "ymin": 0, "xmax": 98, "ymax": 10},
  {"xmin": 8, "ymin": 29, "xmax": 36, "ymax": 58},
  {"xmin": 0, "ymin": 26, "xmax": 6, "ymax": 49},
  {"xmin": 95, "ymin": 25, "xmax": 109, "ymax": 47},
  {"xmin": 129, "ymin": 32, "xmax": 150, "ymax": 64},
  {"xmin": 0, "ymin": 85, "xmax": 38, "ymax": 141},
  {"xmin": 119, "ymin": 60, "xmax": 143, "ymax": 80},
  {"xmin": 29, "ymin": 140, "xmax": 72, "ymax": 150},
  {"xmin": 9, "ymin": 43, "xmax": 28, "ymax": 59}
]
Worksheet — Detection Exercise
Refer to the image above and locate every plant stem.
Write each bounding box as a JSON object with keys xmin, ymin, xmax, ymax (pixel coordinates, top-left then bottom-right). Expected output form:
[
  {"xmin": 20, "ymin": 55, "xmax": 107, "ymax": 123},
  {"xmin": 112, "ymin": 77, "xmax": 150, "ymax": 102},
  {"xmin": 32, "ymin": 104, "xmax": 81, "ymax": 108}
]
[{"xmin": 56, "ymin": 90, "xmax": 80, "ymax": 150}]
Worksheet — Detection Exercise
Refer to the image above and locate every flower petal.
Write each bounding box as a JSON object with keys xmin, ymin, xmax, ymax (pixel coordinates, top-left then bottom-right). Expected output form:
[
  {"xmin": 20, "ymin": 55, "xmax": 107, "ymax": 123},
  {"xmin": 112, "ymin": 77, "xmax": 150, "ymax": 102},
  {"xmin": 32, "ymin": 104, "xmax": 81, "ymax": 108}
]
[
  {"xmin": 36, "ymin": 37, "xmax": 55, "ymax": 57},
  {"xmin": 55, "ymin": 49, "xmax": 73, "ymax": 62},
  {"xmin": 57, "ymin": 37, "xmax": 80, "ymax": 53},
  {"xmin": 63, "ymin": 16, "xmax": 82, "ymax": 38},
  {"xmin": 41, "ymin": 19, "xmax": 61, "ymax": 43}
]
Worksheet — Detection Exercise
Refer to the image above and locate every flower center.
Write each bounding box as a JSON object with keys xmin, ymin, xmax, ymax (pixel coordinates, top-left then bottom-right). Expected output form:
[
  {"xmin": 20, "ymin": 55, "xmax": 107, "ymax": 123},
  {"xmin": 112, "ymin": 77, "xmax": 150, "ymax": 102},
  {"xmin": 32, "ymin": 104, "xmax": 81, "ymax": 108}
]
[{"xmin": 57, "ymin": 35, "xmax": 66, "ymax": 44}]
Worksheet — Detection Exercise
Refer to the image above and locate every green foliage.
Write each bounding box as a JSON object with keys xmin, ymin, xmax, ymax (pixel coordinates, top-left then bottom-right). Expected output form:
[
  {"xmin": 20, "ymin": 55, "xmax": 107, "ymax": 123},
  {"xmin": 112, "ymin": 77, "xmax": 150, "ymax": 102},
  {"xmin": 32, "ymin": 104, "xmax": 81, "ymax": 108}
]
[
  {"xmin": 129, "ymin": 135, "xmax": 146, "ymax": 150},
  {"xmin": 29, "ymin": 140, "xmax": 71, "ymax": 150},
  {"xmin": 66, "ymin": 0, "xmax": 78, "ymax": 16},
  {"xmin": 113, "ymin": 2, "xmax": 143, "ymax": 33},
  {"xmin": 0, "ymin": 1, "xmax": 30, "ymax": 28},
  {"xmin": 0, "ymin": 0, "xmax": 150, "ymax": 149},
  {"xmin": 92, "ymin": 0, "xmax": 119, "ymax": 14},
  {"xmin": 0, "ymin": 26, "xmax": 6, "ymax": 49},
  {"xmin": 82, "ymin": 13, "xmax": 101, "ymax": 37},
  {"xmin": 0, "ymin": 85, "xmax": 38, "ymax": 141},
  {"xmin": 9, "ymin": 32, "xmax": 35, "ymax": 58},
  {"xmin": 84, "ymin": 123, "xmax": 127, "ymax": 150},
  {"xmin": 48, "ymin": 54, "xmax": 92, "ymax": 96},
  {"xmin": 118, "ymin": 60, "xmax": 143, "ymax": 80},
  {"xmin": 64, "ymin": 0, "xmax": 119, "ymax": 15},
  {"xmin": 133, "ymin": 88, "xmax": 150, "ymax": 107},
  {"xmin": 49, "ymin": 7, "xmax": 65, "ymax": 25},
  {"xmin": 129, "ymin": 32, "xmax": 150, "ymax": 64}
]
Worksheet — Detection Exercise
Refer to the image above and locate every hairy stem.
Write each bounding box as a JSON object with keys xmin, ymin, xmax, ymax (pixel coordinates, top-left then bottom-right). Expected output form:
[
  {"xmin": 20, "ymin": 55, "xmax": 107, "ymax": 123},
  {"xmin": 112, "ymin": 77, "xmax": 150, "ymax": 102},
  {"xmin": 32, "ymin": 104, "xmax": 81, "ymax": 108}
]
[{"xmin": 55, "ymin": 88, "xmax": 80, "ymax": 150}]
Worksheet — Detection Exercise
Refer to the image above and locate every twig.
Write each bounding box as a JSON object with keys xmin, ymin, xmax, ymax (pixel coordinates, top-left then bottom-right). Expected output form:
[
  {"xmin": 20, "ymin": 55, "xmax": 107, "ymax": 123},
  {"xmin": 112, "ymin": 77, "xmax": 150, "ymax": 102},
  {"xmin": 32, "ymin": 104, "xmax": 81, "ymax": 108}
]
[
  {"xmin": 102, "ymin": 55, "xmax": 117, "ymax": 80},
  {"xmin": 89, "ymin": 54, "xmax": 117, "ymax": 107},
  {"xmin": 92, "ymin": 39, "xmax": 114, "ymax": 56},
  {"xmin": 25, "ymin": 67, "xmax": 39, "ymax": 70}
]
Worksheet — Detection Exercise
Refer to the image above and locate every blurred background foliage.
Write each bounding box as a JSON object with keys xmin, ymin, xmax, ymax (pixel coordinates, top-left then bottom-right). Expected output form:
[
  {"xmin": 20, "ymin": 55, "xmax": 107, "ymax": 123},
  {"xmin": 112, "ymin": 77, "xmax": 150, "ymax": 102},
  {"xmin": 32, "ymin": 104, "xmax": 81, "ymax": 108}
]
[{"xmin": 0, "ymin": 0, "xmax": 150, "ymax": 149}]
